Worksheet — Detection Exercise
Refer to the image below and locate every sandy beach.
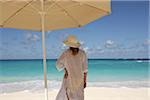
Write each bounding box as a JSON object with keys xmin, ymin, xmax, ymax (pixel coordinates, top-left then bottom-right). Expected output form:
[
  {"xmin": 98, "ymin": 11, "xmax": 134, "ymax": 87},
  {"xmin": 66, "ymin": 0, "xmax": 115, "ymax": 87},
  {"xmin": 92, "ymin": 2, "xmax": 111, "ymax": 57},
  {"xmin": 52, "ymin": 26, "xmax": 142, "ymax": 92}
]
[{"xmin": 0, "ymin": 87, "xmax": 149, "ymax": 100}]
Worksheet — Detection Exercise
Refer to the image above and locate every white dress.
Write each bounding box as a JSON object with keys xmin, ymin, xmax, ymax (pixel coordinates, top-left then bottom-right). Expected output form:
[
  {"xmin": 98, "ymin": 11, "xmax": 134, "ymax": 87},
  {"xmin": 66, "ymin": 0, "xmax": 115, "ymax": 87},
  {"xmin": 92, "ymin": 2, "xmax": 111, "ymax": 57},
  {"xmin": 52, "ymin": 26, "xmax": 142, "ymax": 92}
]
[{"xmin": 56, "ymin": 49, "xmax": 88, "ymax": 100}]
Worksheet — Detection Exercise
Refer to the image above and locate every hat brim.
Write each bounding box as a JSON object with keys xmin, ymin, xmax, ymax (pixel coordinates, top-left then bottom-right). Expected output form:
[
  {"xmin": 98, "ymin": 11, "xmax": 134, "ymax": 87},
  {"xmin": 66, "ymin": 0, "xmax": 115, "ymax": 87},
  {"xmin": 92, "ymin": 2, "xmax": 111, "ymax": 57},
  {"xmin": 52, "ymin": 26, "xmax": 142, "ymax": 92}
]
[{"xmin": 63, "ymin": 40, "xmax": 81, "ymax": 48}]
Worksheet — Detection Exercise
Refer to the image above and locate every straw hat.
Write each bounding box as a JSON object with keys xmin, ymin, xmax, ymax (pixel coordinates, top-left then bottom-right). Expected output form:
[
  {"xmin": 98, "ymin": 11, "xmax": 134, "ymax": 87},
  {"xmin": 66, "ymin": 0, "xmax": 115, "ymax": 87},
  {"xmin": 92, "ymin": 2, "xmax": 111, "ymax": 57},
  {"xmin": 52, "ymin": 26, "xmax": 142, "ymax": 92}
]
[{"xmin": 63, "ymin": 35, "xmax": 81, "ymax": 48}]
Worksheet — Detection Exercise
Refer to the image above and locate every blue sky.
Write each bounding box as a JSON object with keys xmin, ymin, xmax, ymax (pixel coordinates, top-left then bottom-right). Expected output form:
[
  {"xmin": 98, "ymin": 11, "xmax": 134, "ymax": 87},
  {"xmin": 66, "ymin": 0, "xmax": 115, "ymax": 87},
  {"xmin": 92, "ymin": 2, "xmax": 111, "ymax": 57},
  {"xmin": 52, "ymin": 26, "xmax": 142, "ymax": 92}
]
[{"xmin": 0, "ymin": 0, "xmax": 149, "ymax": 59}]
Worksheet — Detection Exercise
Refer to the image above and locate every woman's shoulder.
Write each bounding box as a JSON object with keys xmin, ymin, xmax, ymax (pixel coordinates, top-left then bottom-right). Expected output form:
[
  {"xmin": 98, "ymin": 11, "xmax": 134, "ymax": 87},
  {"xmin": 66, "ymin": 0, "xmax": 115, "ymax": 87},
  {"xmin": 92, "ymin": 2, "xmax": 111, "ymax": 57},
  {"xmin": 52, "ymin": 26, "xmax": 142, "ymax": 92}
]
[
  {"xmin": 79, "ymin": 49, "xmax": 86, "ymax": 55},
  {"xmin": 63, "ymin": 49, "xmax": 70, "ymax": 54}
]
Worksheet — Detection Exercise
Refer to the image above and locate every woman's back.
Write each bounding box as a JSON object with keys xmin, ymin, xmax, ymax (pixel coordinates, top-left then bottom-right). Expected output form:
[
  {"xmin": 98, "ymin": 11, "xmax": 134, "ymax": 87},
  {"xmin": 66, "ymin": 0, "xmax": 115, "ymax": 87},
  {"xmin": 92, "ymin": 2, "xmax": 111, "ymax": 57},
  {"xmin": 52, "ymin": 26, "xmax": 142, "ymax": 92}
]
[
  {"xmin": 57, "ymin": 49, "xmax": 87, "ymax": 93},
  {"xmin": 56, "ymin": 35, "xmax": 88, "ymax": 100}
]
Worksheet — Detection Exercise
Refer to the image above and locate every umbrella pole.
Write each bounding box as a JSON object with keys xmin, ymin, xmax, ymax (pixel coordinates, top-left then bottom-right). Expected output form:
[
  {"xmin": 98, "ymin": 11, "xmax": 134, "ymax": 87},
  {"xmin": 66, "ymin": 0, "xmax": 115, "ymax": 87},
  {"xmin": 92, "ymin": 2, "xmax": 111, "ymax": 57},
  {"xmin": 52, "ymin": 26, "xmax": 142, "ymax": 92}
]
[
  {"xmin": 41, "ymin": 13, "xmax": 48, "ymax": 100},
  {"xmin": 41, "ymin": 13, "xmax": 49, "ymax": 100},
  {"xmin": 41, "ymin": 0, "xmax": 48, "ymax": 100}
]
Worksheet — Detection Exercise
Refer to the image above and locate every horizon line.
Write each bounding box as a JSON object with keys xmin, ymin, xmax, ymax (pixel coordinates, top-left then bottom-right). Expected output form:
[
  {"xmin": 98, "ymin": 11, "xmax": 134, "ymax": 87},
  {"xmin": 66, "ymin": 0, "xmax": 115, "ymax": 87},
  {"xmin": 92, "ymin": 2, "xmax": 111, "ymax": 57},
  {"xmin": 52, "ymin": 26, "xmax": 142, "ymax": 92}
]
[{"xmin": 0, "ymin": 58, "xmax": 149, "ymax": 61}]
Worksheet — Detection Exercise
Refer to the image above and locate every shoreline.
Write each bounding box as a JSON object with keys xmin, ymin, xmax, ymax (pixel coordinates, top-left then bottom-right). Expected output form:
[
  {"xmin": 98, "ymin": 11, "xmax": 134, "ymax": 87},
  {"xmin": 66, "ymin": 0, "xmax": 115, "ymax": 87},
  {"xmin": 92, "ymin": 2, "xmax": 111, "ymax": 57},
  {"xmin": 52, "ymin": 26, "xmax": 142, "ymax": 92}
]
[
  {"xmin": 0, "ymin": 87, "xmax": 149, "ymax": 100},
  {"xmin": 1, "ymin": 80, "xmax": 149, "ymax": 94},
  {"xmin": 0, "ymin": 58, "xmax": 150, "ymax": 61}
]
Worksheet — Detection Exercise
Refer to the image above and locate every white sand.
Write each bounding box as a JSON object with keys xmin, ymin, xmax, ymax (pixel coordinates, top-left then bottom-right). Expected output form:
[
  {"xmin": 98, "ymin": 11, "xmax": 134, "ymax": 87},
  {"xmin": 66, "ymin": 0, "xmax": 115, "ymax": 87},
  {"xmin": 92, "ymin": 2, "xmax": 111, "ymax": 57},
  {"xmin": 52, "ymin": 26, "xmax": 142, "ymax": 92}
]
[{"xmin": 0, "ymin": 87, "xmax": 149, "ymax": 100}]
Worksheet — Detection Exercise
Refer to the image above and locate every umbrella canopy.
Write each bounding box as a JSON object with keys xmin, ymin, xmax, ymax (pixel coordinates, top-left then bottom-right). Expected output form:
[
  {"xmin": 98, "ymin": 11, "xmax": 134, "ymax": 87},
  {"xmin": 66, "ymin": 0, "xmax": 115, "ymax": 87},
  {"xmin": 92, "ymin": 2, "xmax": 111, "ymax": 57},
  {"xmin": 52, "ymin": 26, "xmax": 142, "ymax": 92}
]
[
  {"xmin": 0, "ymin": 0, "xmax": 111, "ymax": 100},
  {"xmin": 0, "ymin": 0, "xmax": 111, "ymax": 31}
]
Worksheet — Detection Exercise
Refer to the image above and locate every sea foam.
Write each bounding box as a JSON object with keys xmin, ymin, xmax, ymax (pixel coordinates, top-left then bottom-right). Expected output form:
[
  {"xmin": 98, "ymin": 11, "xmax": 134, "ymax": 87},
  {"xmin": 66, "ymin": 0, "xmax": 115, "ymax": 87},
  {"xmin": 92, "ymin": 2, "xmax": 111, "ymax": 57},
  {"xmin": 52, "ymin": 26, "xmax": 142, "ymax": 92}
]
[{"xmin": 0, "ymin": 80, "xmax": 149, "ymax": 94}]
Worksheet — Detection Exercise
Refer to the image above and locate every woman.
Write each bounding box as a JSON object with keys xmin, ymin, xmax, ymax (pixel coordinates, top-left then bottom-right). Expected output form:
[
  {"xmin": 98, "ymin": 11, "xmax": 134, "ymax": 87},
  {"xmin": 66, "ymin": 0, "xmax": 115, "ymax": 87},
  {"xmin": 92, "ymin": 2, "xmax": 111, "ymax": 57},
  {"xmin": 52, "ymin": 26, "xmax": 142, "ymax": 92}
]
[{"xmin": 56, "ymin": 35, "xmax": 88, "ymax": 100}]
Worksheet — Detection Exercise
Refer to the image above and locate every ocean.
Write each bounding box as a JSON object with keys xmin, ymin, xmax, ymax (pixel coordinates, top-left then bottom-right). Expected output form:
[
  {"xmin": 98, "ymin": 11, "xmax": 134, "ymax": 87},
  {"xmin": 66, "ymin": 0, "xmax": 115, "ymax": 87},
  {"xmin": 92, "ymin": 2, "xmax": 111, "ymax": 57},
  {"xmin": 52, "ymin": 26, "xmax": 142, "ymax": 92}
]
[{"xmin": 0, "ymin": 59, "xmax": 149, "ymax": 93}]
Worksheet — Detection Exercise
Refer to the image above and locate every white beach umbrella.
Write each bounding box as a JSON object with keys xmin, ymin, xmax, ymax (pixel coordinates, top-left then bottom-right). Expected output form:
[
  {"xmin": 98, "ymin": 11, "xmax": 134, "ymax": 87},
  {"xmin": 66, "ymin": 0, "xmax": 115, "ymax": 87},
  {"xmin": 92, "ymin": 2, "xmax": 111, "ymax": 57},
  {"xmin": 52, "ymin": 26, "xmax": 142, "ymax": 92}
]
[{"xmin": 0, "ymin": 0, "xmax": 111, "ymax": 100}]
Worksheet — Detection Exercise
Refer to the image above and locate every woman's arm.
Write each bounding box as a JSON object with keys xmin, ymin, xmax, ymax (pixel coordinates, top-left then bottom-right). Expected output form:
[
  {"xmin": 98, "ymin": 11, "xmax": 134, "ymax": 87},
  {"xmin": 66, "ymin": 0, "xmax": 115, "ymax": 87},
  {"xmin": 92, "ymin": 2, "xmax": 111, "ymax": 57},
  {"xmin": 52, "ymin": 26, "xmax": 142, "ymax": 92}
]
[
  {"xmin": 84, "ymin": 72, "xmax": 87, "ymax": 88},
  {"xmin": 56, "ymin": 51, "xmax": 68, "ymax": 79},
  {"xmin": 64, "ymin": 68, "xmax": 68, "ymax": 79},
  {"xmin": 56, "ymin": 52, "xmax": 65, "ymax": 71},
  {"xmin": 82, "ymin": 51, "xmax": 88, "ymax": 88}
]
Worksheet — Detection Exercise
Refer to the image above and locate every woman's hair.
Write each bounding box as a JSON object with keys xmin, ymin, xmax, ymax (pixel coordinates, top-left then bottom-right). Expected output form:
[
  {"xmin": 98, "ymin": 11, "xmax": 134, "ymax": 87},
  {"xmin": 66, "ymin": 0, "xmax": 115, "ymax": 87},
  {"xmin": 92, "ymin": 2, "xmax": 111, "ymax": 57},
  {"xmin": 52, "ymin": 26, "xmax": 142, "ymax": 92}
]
[{"xmin": 69, "ymin": 47, "xmax": 79, "ymax": 56}]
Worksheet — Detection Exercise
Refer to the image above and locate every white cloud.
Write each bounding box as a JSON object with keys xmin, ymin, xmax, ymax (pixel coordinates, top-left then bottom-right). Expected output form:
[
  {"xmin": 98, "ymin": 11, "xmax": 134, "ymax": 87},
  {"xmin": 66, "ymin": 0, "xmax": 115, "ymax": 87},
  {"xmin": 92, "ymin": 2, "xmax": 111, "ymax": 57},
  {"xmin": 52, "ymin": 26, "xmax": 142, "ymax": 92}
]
[
  {"xmin": 25, "ymin": 32, "xmax": 40, "ymax": 42},
  {"xmin": 21, "ymin": 32, "xmax": 41, "ymax": 51},
  {"xmin": 61, "ymin": 43, "xmax": 67, "ymax": 50},
  {"xmin": 104, "ymin": 40, "xmax": 118, "ymax": 49},
  {"xmin": 83, "ymin": 46, "xmax": 105, "ymax": 55},
  {"xmin": 80, "ymin": 41, "xmax": 85, "ymax": 45},
  {"xmin": 143, "ymin": 39, "xmax": 150, "ymax": 45},
  {"xmin": 26, "ymin": 33, "xmax": 32, "ymax": 40},
  {"xmin": 83, "ymin": 47, "xmax": 89, "ymax": 53},
  {"xmin": 106, "ymin": 40, "xmax": 114, "ymax": 45},
  {"xmin": 32, "ymin": 34, "xmax": 40, "ymax": 42}
]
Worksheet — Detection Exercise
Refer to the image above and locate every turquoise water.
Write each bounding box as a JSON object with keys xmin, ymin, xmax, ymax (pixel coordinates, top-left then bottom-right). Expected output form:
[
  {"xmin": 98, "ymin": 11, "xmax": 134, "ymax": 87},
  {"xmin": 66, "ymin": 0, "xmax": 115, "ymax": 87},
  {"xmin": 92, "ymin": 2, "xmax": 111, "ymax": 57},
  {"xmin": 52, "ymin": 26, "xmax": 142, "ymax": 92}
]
[
  {"xmin": 0, "ymin": 59, "xmax": 149, "ymax": 93},
  {"xmin": 0, "ymin": 59, "xmax": 149, "ymax": 82}
]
